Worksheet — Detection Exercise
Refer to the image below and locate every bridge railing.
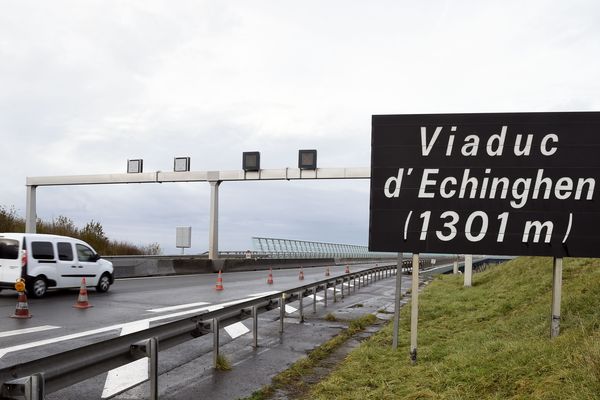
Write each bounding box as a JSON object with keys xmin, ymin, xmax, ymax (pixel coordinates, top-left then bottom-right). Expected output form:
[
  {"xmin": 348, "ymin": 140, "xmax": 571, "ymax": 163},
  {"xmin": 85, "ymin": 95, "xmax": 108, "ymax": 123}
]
[{"xmin": 251, "ymin": 236, "xmax": 394, "ymax": 259}]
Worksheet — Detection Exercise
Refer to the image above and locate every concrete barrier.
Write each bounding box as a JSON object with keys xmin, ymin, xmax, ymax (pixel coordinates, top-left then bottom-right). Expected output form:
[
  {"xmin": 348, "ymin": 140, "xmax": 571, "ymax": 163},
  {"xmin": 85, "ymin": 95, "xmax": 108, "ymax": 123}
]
[{"xmin": 105, "ymin": 256, "xmax": 398, "ymax": 279}]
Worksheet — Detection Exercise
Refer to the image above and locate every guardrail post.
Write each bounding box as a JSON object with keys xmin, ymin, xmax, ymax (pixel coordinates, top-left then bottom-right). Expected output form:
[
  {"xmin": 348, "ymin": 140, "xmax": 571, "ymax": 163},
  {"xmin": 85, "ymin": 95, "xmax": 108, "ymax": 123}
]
[
  {"xmin": 279, "ymin": 294, "xmax": 285, "ymax": 333},
  {"xmin": 313, "ymin": 287, "xmax": 317, "ymax": 313},
  {"xmin": 299, "ymin": 292, "xmax": 304, "ymax": 323},
  {"xmin": 252, "ymin": 305, "xmax": 259, "ymax": 348},
  {"xmin": 341, "ymin": 277, "xmax": 344, "ymax": 299},
  {"xmin": 333, "ymin": 280, "xmax": 337, "ymax": 302},
  {"xmin": 130, "ymin": 337, "xmax": 159, "ymax": 400},
  {"xmin": 1, "ymin": 373, "xmax": 45, "ymax": 400},
  {"xmin": 353, "ymin": 274, "xmax": 357, "ymax": 292},
  {"xmin": 149, "ymin": 337, "xmax": 158, "ymax": 400},
  {"xmin": 324, "ymin": 283, "xmax": 328, "ymax": 306},
  {"xmin": 213, "ymin": 318, "xmax": 220, "ymax": 368}
]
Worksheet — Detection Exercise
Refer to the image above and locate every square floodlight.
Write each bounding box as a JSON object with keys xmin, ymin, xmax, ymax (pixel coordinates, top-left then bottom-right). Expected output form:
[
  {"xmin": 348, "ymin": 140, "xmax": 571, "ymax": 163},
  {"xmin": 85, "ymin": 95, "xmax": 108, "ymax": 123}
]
[
  {"xmin": 298, "ymin": 149, "xmax": 317, "ymax": 170},
  {"xmin": 174, "ymin": 157, "xmax": 191, "ymax": 172},
  {"xmin": 127, "ymin": 159, "xmax": 143, "ymax": 173},
  {"xmin": 243, "ymin": 151, "xmax": 261, "ymax": 171}
]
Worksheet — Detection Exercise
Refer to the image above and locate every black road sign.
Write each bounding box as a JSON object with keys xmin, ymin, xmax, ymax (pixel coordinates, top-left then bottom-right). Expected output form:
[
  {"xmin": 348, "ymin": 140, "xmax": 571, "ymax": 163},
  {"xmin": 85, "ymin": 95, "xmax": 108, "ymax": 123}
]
[{"xmin": 369, "ymin": 112, "xmax": 600, "ymax": 257}]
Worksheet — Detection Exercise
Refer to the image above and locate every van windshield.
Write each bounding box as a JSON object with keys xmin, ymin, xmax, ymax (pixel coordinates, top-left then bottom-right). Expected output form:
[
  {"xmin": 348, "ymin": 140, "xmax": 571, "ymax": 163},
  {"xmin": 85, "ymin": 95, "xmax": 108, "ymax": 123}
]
[{"xmin": 0, "ymin": 239, "xmax": 19, "ymax": 260}]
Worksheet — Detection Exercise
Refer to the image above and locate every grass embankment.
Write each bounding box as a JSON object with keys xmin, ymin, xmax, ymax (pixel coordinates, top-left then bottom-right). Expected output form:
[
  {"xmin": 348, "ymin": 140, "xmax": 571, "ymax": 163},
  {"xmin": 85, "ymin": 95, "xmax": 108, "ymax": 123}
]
[{"xmin": 310, "ymin": 257, "xmax": 600, "ymax": 399}]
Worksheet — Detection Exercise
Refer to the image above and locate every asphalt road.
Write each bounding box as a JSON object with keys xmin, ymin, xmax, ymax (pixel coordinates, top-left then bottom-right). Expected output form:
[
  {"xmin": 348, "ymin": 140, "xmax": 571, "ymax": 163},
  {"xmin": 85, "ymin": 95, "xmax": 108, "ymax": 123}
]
[
  {"xmin": 0, "ymin": 261, "xmax": 414, "ymax": 399},
  {"xmin": 0, "ymin": 263, "xmax": 380, "ymax": 366}
]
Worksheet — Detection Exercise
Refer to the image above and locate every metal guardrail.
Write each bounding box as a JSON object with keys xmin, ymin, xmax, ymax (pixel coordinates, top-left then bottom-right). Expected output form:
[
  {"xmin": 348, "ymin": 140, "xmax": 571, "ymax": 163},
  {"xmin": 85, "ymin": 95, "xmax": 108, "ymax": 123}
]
[
  {"xmin": 105, "ymin": 252, "xmax": 397, "ymax": 260},
  {"xmin": 0, "ymin": 264, "xmax": 398, "ymax": 400}
]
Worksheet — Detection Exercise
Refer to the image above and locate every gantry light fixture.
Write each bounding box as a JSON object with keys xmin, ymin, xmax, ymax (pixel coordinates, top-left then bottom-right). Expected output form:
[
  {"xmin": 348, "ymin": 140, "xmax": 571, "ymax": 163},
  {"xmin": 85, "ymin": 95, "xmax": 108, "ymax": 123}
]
[
  {"xmin": 174, "ymin": 157, "xmax": 191, "ymax": 172},
  {"xmin": 242, "ymin": 151, "xmax": 261, "ymax": 171},
  {"xmin": 298, "ymin": 149, "xmax": 317, "ymax": 170},
  {"xmin": 127, "ymin": 159, "xmax": 144, "ymax": 173}
]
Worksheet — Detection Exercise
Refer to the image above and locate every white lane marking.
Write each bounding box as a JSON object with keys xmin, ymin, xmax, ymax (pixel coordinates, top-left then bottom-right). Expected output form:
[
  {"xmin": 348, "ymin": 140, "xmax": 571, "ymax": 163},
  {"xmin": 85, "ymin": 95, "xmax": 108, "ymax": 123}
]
[
  {"xmin": 117, "ymin": 273, "xmax": 204, "ymax": 281},
  {"xmin": 248, "ymin": 291, "xmax": 279, "ymax": 297},
  {"xmin": 147, "ymin": 302, "xmax": 210, "ymax": 313},
  {"xmin": 102, "ymin": 321, "xmax": 150, "ymax": 399},
  {"xmin": 0, "ymin": 326, "xmax": 60, "ymax": 338},
  {"xmin": 224, "ymin": 322, "xmax": 250, "ymax": 339},
  {"xmin": 285, "ymin": 305, "xmax": 297, "ymax": 314},
  {"xmin": 0, "ymin": 295, "xmax": 272, "ymax": 359}
]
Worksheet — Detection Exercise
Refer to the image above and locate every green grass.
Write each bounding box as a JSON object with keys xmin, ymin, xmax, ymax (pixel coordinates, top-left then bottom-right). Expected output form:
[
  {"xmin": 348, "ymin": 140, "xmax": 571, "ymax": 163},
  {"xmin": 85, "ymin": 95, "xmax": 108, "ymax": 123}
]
[
  {"xmin": 247, "ymin": 314, "xmax": 377, "ymax": 399},
  {"xmin": 309, "ymin": 257, "xmax": 600, "ymax": 400},
  {"xmin": 215, "ymin": 354, "xmax": 232, "ymax": 371}
]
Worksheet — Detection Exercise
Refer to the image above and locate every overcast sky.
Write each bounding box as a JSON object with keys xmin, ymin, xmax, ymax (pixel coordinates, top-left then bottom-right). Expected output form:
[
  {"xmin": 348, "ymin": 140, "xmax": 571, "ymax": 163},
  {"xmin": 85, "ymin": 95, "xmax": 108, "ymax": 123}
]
[{"xmin": 1, "ymin": 1, "xmax": 599, "ymax": 254}]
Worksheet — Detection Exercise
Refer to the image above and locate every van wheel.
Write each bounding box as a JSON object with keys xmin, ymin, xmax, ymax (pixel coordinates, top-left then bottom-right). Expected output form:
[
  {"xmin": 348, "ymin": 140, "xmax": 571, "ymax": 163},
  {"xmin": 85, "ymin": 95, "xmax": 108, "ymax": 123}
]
[
  {"xmin": 28, "ymin": 277, "xmax": 48, "ymax": 298},
  {"xmin": 96, "ymin": 273, "xmax": 111, "ymax": 293}
]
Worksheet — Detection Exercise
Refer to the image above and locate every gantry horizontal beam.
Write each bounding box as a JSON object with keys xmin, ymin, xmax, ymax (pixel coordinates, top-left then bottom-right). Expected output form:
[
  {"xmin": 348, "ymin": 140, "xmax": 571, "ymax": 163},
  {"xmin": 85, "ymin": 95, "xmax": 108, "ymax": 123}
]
[{"xmin": 26, "ymin": 167, "xmax": 371, "ymax": 187}]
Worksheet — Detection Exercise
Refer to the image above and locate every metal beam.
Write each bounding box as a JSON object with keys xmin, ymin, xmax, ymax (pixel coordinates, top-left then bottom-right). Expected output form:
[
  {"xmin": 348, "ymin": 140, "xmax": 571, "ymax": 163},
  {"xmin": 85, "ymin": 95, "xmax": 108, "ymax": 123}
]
[
  {"xmin": 27, "ymin": 167, "xmax": 370, "ymax": 187},
  {"xmin": 25, "ymin": 186, "xmax": 37, "ymax": 233},
  {"xmin": 208, "ymin": 181, "xmax": 220, "ymax": 260}
]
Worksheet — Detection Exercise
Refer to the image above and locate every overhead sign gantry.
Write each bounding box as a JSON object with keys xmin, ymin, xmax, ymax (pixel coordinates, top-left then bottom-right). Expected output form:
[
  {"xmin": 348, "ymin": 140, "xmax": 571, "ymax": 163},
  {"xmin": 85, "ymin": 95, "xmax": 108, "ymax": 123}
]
[{"xmin": 25, "ymin": 165, "xmax": 370, "ymax": 260}]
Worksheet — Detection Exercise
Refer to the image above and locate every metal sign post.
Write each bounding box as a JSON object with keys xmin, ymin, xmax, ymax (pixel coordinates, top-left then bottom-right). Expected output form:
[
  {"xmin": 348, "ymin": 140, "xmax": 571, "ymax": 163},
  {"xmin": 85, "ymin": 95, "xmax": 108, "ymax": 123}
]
[
  {"xmin": 410, "ymin": 253, "xmax": 419, "ymax": 363},
  {"xmin": 392, "ymin": 252, "xmax": 403, "ymax": 350},
  {"xmin": 453, "ymin": 256, "xmax": 458, "ymax": 274},
  {"xmin": 464, "ymin": 254, "xmax": 473, "ymax": 287},
  {"xmin": 551, "ymin": 257, "xmax": 563, "ymax": 338}
]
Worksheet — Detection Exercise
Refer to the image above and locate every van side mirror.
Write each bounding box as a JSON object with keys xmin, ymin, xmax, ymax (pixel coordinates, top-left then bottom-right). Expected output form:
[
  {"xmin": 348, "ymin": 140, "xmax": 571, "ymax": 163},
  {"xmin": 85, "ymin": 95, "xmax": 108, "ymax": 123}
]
[{"xmin": 92, "ymin": 253, "xmax": 101, "ymax": 262}]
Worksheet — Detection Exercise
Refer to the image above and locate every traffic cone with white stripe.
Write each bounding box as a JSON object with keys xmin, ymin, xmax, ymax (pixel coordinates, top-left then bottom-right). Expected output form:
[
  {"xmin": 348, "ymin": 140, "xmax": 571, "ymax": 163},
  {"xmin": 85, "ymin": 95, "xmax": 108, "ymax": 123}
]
[
  {"xmin": 73, "ymin": 277, "xmax": 93, "ymax": 309},
  {"xmin": 215, "ymin": 270, "xmax": 224, "ymax": 291},
  {"xmin": 345, "ymin": 265, "xmax": 350, "ymax": 274},
  {"xmin": 11, "ymin": 291, "xmax": 32, "ymax": 319},
  {"xmin": 299, "ymin": 267, "xmax": 304, "ymax": 281},
  {"xmin": 267, "ymin": 267, "xmax": 274, "ymax": 284}
]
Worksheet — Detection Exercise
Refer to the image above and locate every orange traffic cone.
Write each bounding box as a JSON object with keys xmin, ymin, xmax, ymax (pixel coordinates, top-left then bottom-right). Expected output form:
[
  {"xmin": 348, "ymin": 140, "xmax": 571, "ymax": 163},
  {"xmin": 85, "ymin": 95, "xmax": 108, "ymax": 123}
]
[
  {"xmin": 325, "ymin": 266, "xmax": 330, "ymax": 277},
  {"xmin": 215, "ymin": 270, "xmax": 224, "ymax": 291},
  {"xmin": 73, "ymin": 277, "xmax": 93, "ymax": 309},
  {"xmin": 345, "ymin": 265, "xmax": 350, "ymax": 274},
  {"xmin": 11, "ymin": 291, "xmax": 32, "ymax": 319},
  {"xmin": 299, "ymin": 267, "xmax": 304, "ymax": 281},
  {"xmin": 267, "ymin": 267, "xmax": 274, "ymax": 284}
]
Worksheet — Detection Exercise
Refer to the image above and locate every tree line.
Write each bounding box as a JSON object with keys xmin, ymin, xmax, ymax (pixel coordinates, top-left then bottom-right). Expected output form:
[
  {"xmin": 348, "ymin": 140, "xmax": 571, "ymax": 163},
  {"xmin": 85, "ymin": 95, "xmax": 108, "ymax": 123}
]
[{"xmin": 0, "ymin": 206, "xmax": 161, "ymax": 255}]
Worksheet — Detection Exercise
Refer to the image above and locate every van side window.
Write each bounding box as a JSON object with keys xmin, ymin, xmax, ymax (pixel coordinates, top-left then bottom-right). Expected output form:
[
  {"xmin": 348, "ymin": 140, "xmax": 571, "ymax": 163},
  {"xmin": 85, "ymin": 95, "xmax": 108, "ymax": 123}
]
[
  {"xmin": 31, "ymin": 242, "xmax": 55, "ymax": 260},
  {"xmin": 76, "ymin": 244, "xmax": 96, "ymax": 262},
  {"xmin": 57, "ymin": 242, "xmax": 74, "ymax": 261},
  {"xmin": 0, "ymin": 239, "xmax": 19, "ymax": 259}
]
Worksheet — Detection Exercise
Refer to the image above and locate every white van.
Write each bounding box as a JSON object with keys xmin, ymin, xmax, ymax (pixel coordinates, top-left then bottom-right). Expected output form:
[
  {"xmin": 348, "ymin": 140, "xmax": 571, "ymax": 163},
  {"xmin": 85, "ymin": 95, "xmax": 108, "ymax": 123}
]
[{"xmin": 0, "ymin": 233, "xmax": 114, "ymax": 298}]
